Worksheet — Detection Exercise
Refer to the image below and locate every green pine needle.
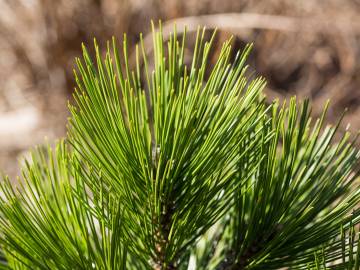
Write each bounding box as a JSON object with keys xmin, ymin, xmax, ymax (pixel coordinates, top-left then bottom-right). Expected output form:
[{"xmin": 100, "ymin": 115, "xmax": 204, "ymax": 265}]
[{"xmin": 0, "ymin": 23, "xmax": 359, "ymax": 270}]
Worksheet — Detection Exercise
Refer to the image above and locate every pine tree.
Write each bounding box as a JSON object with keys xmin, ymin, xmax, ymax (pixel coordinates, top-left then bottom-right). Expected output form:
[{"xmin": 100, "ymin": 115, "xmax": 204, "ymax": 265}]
[{"xmin": 0, "ymin": 23, "xmax": 360, "ymax": 270}]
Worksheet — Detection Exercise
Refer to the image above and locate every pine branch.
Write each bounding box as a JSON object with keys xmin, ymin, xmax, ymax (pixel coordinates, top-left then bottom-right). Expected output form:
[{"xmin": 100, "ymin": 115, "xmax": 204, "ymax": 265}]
[
  {"xmin": 0, "ymin": 22, "xmax": 359, "ymax": 270},
  {"xmin": 0, "ymin": 142, "xmax": 130, "ymax": 269},
  {"xmin": 214, "ymin": 99, "xmax": 360, "ymax": 269},
  {"xmin": 68, "ymin": 23, "xmax": 267, "ymax": 268}
]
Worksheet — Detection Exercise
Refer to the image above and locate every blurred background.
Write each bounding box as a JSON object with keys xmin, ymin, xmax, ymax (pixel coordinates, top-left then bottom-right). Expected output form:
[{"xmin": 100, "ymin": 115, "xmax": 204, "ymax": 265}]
[{"xmin": 1, "ymin": 0, "xmax": 360, "ymax": 178}]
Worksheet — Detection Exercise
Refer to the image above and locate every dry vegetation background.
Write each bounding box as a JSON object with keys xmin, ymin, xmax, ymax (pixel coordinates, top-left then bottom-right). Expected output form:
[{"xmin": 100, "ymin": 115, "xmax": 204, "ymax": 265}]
[{"xmin": 1, "ymin": 0, "xmax": 360, "ymax": 178}]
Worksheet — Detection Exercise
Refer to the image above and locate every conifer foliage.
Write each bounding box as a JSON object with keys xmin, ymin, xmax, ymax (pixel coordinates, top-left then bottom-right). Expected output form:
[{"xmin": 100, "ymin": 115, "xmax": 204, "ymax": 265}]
[{"xmin": 0, "ymin": 24, "xmax": 360, "ymax": 269}]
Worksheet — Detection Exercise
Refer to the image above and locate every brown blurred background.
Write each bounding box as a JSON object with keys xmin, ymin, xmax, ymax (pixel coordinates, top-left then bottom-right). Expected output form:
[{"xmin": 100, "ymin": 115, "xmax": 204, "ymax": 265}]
[{"xmin": 1, "ymin": 0, "xmax": 360, "ymax": 178}]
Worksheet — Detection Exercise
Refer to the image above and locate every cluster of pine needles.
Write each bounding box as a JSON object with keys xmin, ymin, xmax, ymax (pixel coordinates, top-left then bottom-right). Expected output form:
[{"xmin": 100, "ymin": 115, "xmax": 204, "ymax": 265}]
[{"xmin": 0, "ymin": 23, "xmax": 360, "ymax": 269}]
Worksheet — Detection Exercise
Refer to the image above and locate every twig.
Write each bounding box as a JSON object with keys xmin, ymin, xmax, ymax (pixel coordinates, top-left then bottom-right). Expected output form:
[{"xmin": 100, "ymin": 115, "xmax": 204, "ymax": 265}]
[{"xmin": 139, "ymin": 12, "xmax": 360, "ymax": 56}]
